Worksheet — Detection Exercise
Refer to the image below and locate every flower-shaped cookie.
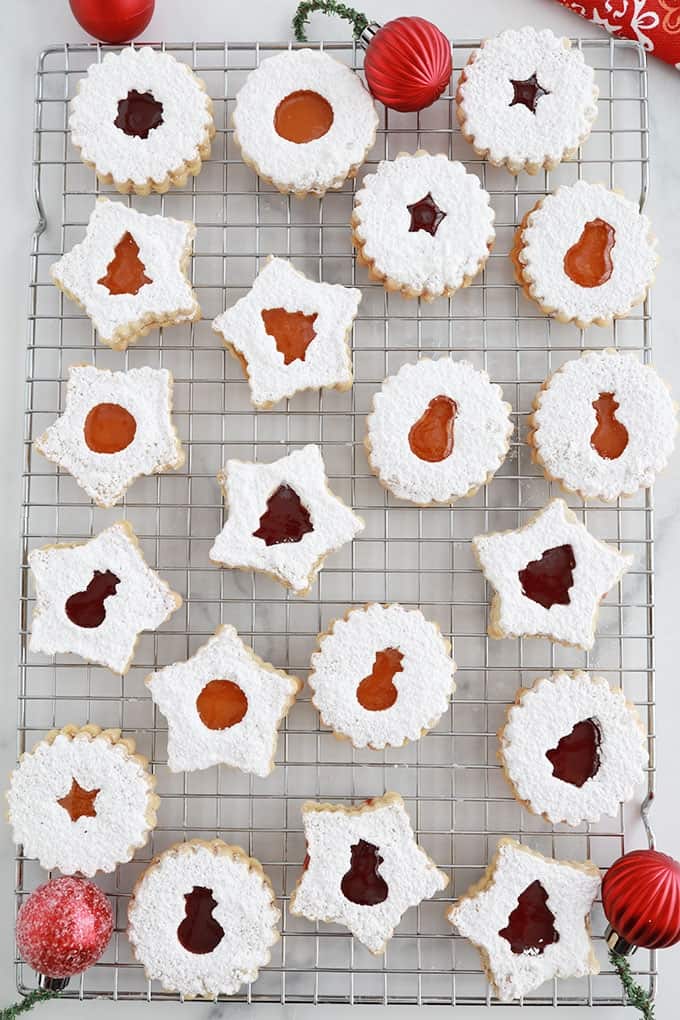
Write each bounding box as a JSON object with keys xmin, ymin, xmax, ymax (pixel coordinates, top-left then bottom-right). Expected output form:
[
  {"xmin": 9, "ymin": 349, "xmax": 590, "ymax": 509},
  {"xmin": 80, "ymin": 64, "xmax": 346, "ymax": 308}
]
[
  {"xmin": 146, "ymin": 624, "xmax": 300, "ymax": 776},
  {"xmin": 210, "ymin": 444, "xmax": 364, "ymax": 595},
  {"xmin": 7, "ymin": 724, "xmax": 158, "ymax": 876},
  {"xmin": 473, "ymin": 499, "xmax": 632, "ymax": 650},
  {"xmin": 29, "ymin": 521, "xmax": 182, "ymax": 674},
  {"xmin": 128, "ymin": 839, "xmax": 280, "ymax": 998},
  {"xmin": 35, "ymin": 364, "xmax": 184, "ymax": 508},
  {"xmin": 289, "ymin": 793, "xmax": 448, "ymax": 954},
  {"xmin": 447, "ymin": 839, "xmax": 600, "ymax": 1002},
  {"xmin": 212, "ymin": 257, "xmax": 360, "ymax": 408},
  {"xmin": 51, "ymin": 198, "xmax": 200, "ymax": 350}
]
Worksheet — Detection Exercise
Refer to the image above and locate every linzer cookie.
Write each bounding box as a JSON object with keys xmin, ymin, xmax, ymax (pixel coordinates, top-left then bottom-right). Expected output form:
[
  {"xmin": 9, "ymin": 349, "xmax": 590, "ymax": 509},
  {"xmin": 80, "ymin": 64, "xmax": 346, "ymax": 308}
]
[
  {"xmin": 28, "ymin": 521, "xmax": 182, "ymax": 675},
  {"xmin": 529, "ymin": 349, "xmax": 677, "ymax": 502},
  {"xmin": 51, "ymin": 198, "xmax": 200, "ymax": 351},
  {"xmin": 457, "ymin": 27, "xmax": 598, "ymax": 174},
  {"xmin": 309, "ymin": 603, "xmax": 455, "ymax": 750},
  {"xmin": 128, "ymin": 839, "xmax": 280, "ymax": 998},
  {"xmin": 498, "ymin": 671, "xmax": 647, "ymax": 826},
  {"xmin": 146, "ymin": 624, "xmax": 300, "ymax": 776},
  {"xmin": 289, "ymin": 793, "xmax": 448, "ymax": 954},
  {"xmin": 447, "ymin": 838, "xmax": 600, "ymax": 1002},
  {"xmin": 212, "ymin": 257, "xmax": 360, "ymax": 408},
  {"xmin": 209, "ymin": 444, "xmax": 363, "ymax": 596},
  {"xmin": 233, "ymin": 49, "xmax": 378, "ymax": 197},
  {"xmin": 365, "ymin": 357, "xmax": 513, "ymax": 504},
  {"xmin": 352, "ymin": 151, "xmax": 495, "ymax": 300},
  {"xmin": 70, "ymin": 46, "xmax": 215, "ymax": 195},
  {"xmin": 511, "ymin": 181, "xmax": 658, "ymax": 327},
  {"xmin": 7, "ymin": 724, "xmax": 158, "ymax": 876},
  {"xmin": 35, "ymin": 364, "xmax": 184, "ymax": 508},
  {"xmin": 472, "ymin": 499, "xmax": 632, "ymax": 650}
]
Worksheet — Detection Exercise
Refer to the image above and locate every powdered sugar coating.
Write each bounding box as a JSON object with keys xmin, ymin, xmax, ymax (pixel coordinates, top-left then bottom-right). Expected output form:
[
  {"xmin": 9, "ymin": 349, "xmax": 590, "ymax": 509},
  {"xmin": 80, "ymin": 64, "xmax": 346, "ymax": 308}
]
[
  {"xmin": 147, "ymin": 624, "xmax": 300, "ymax": 776},
  {"xmin": 500, "ymin": 671, "xmax": 647, "ymax": 825},
  {"xmin": 457, "ymin": 27, "xmax": 598, "ymax": 174},
  {"xmin": 233, "ymin": 49, "xmax": 378, "ymax": 196},
  {"xmin": 517, "ymin": 182, "xmax": 658, "ymax": 326},
  {"xmin": 212, "ymin": 257, "xmax": 360, "ymax": 407},
  {"xmin": 290, "ymin": 794, "xmax": 448, "ymax": 954},
  {"xmin": 29, "ymin": 521, "xmax": 182, "ymax": 674},
  {"xmin": 448, "ymin": 839, "xmax": 600, "ymax": 1001},
  {"xmin": 352, "ymin": 153, "xmax": 495, "ymax": 298},
  {"xmin": 530, "ymin": 349, "xmax": 677, "ymax": 501},
  {"xmin": 35, "ymin": 364, "xmax": 184, "ymax": 507},
  {"xmin": 473, "ymin": 499, "xmax": 632, "ymax": 650},
  {"xmin": 210, "ymin": 444, "xmax": 364, "ymax": 595},
  {"xmin": 7, "ymin": 726, "xmax": 157, "ymax": 876},
  {"xmin": 128, "ymin": 839, "xmax": 280, "ymax": 998},
  {"xmin": 366, "ymin": 358, "xmax": 513, "ymax": 504},
  {"xmin": 309, "ymin": 604, "xmax": 455, "ymax": 749},
  {"xmin": 70, "ymin": 47, "xmax": 214, "ymax": 192},
  {"xmin": 51, "ymin": 198, "xmax": 199, "ymax": 350}
]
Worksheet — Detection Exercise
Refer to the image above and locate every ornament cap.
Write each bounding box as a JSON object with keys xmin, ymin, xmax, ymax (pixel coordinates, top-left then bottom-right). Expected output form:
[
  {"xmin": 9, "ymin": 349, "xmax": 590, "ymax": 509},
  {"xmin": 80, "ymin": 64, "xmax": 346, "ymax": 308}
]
[
  {"xmin": 38, "ymin": 974, "xmax": 70, "ymax": 992},
  {"xmin": 605, "ymin": 925, "xmax": 636, "ymax": 957},
  {"xmin": 358, "ymin": 21, "xmax": 381, "ymax": 49}
]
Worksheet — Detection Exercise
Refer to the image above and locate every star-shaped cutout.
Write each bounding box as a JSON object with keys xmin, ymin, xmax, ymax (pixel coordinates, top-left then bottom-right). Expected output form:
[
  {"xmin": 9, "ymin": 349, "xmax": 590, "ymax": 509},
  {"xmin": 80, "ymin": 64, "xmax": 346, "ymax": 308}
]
[
  {"xmin": 57, "ymin": 777, "xmax": 100, "ymax": 821},
  {"xmin": 146, "ymin": 624, "xmax": 301, "ymax": 776},
  {"xmin": 212, "ymin": 257, "xmax": 360, "ymax": 408},
  {"xmin": 29, "ymin": 521, "xmax": 182, "ymax": 674},
  {"xmin": 473, "ymin": 499, "xmax": 632, "ymax": 650},
  {"xmin": 35, "ymin": 365, "xmax": 185, "ymax": 508},
  {"xmin": 407, "ymin": 192, "xmax": 447, "ymax": 236},
  {"xmin": 50, "ymin": 197, "xmax": 200, "ymax": 350},
  {"xmin": 448, "ymin": 838, "xmax": 600, "ymax": 1001},
  {"xmin": 210, "ymin": 444, "xmax": 364, "ymax": 595},
  {"xmin": 509, "ymin": 72, "xmax": 551, "ymax": 113},
  {"xmin": 289, "ymin": 793, "xmax": 448, "ymax": 954}
]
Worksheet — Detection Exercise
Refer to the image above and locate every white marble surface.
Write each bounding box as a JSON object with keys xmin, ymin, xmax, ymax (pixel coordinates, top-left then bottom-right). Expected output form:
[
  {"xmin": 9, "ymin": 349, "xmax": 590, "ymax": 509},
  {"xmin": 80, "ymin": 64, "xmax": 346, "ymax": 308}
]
[{"xmin": 1, "ymin": 0, "xmax": 679, "ymax": 1016}]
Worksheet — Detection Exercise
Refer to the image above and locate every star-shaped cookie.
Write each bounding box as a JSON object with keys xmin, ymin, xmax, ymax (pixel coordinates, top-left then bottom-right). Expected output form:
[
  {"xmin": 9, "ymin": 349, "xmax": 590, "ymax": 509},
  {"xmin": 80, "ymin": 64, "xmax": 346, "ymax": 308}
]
[
  {"xmin": 29, "ymin": 521, "xmax": 182, "ymax": 674},
  {"xmin": 35, "ymin": 364, "xmax": 184, "ymax": 507},
  {"xmin": 50, "ymin": 197, "xmax": 200, "ymax": 350},
  {"xmin": 447, "ymin": 838, "xmax": 600, "ymax": 1002},
  {"xmin": 289, "ymin": 792, "xmax": 449, "ymax": 954},
  {"xmin": 472, "ymin": 498, "xmax": 632, "ymax": 650},
  {"xmin": 146, "ymin": 624, "xmax": 301, "ymax": 776},
  {"xmin": 209, "ymin": 444, "xmax": 364, "ymax": 595}
]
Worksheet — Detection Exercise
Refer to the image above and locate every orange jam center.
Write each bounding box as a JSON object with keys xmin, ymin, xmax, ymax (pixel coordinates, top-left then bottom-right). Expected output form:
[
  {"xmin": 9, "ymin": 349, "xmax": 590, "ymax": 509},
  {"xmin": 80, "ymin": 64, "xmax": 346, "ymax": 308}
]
[
  {"xmin": 97, "ymin": 232, "xmax": 152, "ymax": 296},
  {"xmin": 499, "ymin": 881, "xmax": 560, "ymax": 956},
  {"xmin": 84, "ymin": 402, "xmax": 137, "ymax": 454},
  {"xmin": 356, "ymin": 647, "xmax": 403, "ymax": 711},
  {"xmin": 591, "ymin": 392, "xmax": 629, "ymax": 460},
  {"xmin": 261, "ymin": 307, "xmax": 318, "ymax": 364},
  {"xmin": 57, "ymin": 778, "xmax": 100, "ymax": 821},
  {"xmin": 196, "ymin": 679, "xmax": 248, "ymax": 730},
  {"xmin": 274, "ymin": 90, "xmax": 334, "ymax": 143},
  {"xmin": 563, "ymin": 218, "xmax": 616, "ymax": 288},
  {"xmin": 408, "ymin": 395, "xmax": 457, "ymax": 462}
]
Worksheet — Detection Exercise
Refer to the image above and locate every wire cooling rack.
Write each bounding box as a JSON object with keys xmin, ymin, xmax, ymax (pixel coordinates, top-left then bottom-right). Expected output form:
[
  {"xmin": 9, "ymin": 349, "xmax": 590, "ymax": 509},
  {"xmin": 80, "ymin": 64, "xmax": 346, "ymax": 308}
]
[{"xmin": 16, "ymin": 37, "xmax": 655, "ymax": 1006}]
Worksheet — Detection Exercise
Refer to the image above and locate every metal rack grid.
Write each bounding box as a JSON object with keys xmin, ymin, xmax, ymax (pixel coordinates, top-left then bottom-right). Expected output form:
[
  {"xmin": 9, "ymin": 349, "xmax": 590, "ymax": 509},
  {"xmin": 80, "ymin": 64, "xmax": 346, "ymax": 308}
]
[{"xmin": 16, "ymin": 37, "xmax": 656, "ymax": 1006}]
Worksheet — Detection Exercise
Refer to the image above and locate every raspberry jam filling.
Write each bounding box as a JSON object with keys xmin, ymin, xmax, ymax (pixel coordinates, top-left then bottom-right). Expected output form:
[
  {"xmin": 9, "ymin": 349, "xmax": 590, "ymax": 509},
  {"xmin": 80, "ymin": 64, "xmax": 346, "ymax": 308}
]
[
  {"xmin": 499, "ymin": 880, "xmax": 559, "ymax": 955},
  {"xmin": 177, "ymin": 886, "xmax": 224, "ymax": 955},
  {"xmin": 407, "ymin": 193, "xmax": 447, "ymax": 236},
  {"xmin": 253, "ymin": 484, "xmax": 313, "ymax": 546},
  {"xmin": 546, "ymin": 718, "xmax": 602, "ymax": 788},
  {"xmin": 341, "ymin": 840, "xmax": 389, "ymax": 906},
  {"xmin": 65, "ymin": 570, "xmax": 120, "ymax": 628},
  {"xmin": 518, "ymin": 544, "xmax": 575, "ymax": 610},
  {"xmin": 114, "ymin": 89, "xmax": 164, "ymax": 140}
]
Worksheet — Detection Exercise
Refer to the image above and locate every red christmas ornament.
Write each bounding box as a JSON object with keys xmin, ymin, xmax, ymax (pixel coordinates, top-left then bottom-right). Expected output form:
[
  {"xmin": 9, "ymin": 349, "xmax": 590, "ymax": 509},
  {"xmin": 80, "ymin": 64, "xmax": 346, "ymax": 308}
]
[
  {"xmin": 69, "ymin": 0, "xmax": 155, "ymax": 44},
  {"xmin": 603, "ymin": 848, "xmax": 680, "ymax": 952}
]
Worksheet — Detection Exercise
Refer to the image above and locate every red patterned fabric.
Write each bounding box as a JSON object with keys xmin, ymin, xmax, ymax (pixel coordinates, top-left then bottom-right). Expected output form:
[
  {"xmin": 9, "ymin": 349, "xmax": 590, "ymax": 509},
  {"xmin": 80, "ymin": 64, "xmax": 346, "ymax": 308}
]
[{"xmin": 556, "ymin": 0, "xmax": 680, "ymax": 66}]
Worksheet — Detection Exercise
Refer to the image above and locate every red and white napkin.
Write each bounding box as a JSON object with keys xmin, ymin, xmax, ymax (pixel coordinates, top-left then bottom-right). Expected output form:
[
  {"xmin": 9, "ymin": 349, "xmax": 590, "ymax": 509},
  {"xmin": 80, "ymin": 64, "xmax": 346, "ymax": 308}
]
[{"xmin": 555, "ymin": 0, "xmax": 680, "ymax": 67}]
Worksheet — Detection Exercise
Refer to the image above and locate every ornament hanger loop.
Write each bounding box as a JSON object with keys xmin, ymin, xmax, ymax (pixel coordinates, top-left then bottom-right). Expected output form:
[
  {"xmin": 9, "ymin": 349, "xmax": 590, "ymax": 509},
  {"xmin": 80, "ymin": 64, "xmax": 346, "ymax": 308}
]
[
  {"xmin": 293, "ymin": 0, "xmax": 369, "ymax": 42},
  {"xmin": 641, "ymin": 790, "xmax": 656, "ymax": 850}
]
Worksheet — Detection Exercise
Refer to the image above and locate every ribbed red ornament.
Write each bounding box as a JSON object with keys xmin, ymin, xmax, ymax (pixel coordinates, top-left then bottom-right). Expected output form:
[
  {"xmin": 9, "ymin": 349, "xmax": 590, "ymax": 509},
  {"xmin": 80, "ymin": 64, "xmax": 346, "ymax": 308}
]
[
  {"xmin": 602, "ymin": 849, "xmax": 680, "ymax": 950},
  {"xmin": 363, "ymin": 17, "xmax": 452, "ymax": 114},
  {"xmin": 69, "ymin": 0, "xmax": 155, "ymax": 44}
]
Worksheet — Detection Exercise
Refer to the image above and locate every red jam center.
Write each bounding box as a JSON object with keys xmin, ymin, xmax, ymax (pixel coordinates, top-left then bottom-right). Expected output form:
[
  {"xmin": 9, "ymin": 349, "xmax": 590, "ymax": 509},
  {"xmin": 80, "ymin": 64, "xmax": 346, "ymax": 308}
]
[
  {"xmin": 274, "ymin": 90, "xmax": 334, "ymax": 143},
  {"xmin": 407, "ymin": 192, "xmax": 447, "ymax": 236},
  {"xmin": 114, "ymin": 89, "xmax": 164, "ymax": 139},
  {"xmin": 97, "ymin": 232, "xmax": 152, "ymax": 296},
  {"xmin": 253, "ymin": 484, "xmax": 313, "ymax": 547},
  {"xmin": 177, "ymin": 886, "xmax": 224, "ymax": 955},
  {"xmin": 546, "ymin": 718, "xmax": 602, "ymax": 788},
  {"xmin": 261, "ymin": 307, "xmax": 318, "ymax": 365},
  {"xmin": 57, "ymin": 778, "xmax": 100, "ymax": 821},
  {"xmin": 591, "ymin": 392, "xmax": 629, "ymax": 460},
  {"xmin": 518, "ymin": 544, "xmax": 575, "ymax": 610},
  {"xmin": 499, "ymin": 880, "xmax": 559, "ymax": 955},
  {"xmin": 356, "ymin": 647, "xmax": 403, "ymax": 711},
  {"xmin": 341, "ymin": 840, "xmax": 389, "ymax": 906},
  {"xmin": 196, "ymin": 679, "xmax": 248, "ymax": 730},
  {"xmin": 408, "ymin": 395, "xmax": 456, "ymax": 462},
  {"xmin": 65, "ymin": 570, "xmax": 120, "ymax": 628},
  {"xmin": 509, "ymin": 73, "xmax": 550, "ymax": 112},
  {"xmin": 563, "ymin": 218, "xmax": 616, "ymax": 288},
  {"xmin": 84, "ymin": 402, "xmax": 137, "ymax": 454}
]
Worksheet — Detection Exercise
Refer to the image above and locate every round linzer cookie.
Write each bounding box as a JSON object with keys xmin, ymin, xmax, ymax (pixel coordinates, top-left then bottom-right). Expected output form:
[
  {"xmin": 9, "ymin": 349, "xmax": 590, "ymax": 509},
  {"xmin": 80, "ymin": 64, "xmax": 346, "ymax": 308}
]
[
  {"xmin": 457, "ymin": 27, "xmax": 598, "ymax": 175},
  {"xmin": 528, "ymin": 349, "xmax": 678, "ymax": 502},
  {"xmin": 70, "ymin": 46, "xmax": 215, "ymax": 195},
  {"xmin": 128, "ymin": 839, "xmax": 280, "ymax": 998},
  {"xmin": 7, "ymin": 724, "xmax": 158, "ymax": 877},
  {"xmin": 447, "ymin": 838, "xmax": 600, "ymax": 1002},
  {"xmin": 352, "ymin": 151, "xmax": 495, "ymax": 300},
  {"xmin": 212, "ymin": 257, "xmax": 361, "ymax": 408},
  {"xmin": 51, "ymin": 197, "xmax": 200, "ymax": 351},
  {"xmin": 309, "ymin": 604, "xmax": 455, "ymax": 749},
  {"xmin": 29, "ymin": 520, "xmax": 182, "ymax": 675},
  {"xmin": 511, "ymin": 181, "xmax": 658, "ymax": 328},
  {"xmin": 365, "ymin": 358, "xmax": 513, "ymax": 505},
  {"xmin": 233, "ymin": 49, "xmax": 378, "ymax": 197},
  {"xmin": 289, "ymin": 793, "xmax": 448, "ymax": 954},
  {"xmin": 35, "ymin": 364, "xmax": 184, "ymax": 508},
  {"xmin": 498, "ymin": 671, "xmax": 647, "ymax": 826},
  {"xmin": 472, "ymin": 498, "xmax": 633, "ymax": 650},
  {"xmin": 146, "ymin": 624, "xmax": 300, "ymax": 776}
]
